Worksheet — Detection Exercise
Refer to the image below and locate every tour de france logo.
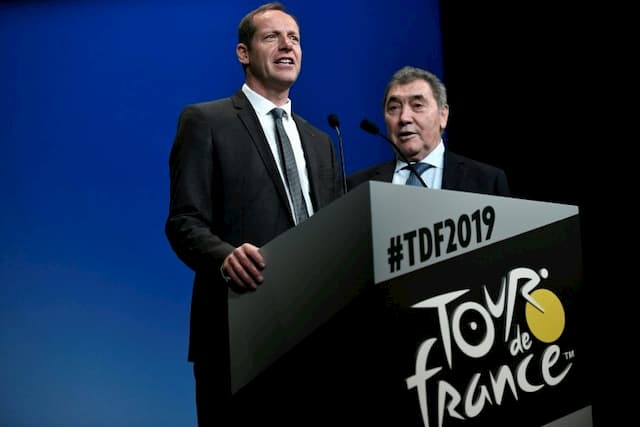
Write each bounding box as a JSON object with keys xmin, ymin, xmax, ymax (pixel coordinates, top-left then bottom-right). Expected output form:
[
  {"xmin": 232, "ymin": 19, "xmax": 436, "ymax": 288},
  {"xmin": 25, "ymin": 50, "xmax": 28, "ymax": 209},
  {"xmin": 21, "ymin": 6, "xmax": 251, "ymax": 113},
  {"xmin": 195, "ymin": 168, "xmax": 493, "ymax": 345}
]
[{"xmin": 405, "ymin": 266, "xmax": 573, "ymax": 427}]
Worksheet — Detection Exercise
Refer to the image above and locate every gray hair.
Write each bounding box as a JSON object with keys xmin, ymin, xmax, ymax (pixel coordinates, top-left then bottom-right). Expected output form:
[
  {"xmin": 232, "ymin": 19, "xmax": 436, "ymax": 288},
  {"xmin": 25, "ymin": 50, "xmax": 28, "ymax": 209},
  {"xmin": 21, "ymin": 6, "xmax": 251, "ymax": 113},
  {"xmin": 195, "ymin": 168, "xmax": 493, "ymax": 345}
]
[{"xmin": 383, "ymin": 66, "xmax": 447, "ymax": 111}]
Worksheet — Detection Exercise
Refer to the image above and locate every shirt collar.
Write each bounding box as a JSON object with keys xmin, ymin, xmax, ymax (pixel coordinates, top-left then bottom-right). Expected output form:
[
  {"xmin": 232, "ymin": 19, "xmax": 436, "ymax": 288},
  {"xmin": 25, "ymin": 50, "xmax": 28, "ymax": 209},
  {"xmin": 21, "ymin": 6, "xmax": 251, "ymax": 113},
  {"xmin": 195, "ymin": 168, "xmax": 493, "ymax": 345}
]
[
  {"xmin": 395, "ymin": 139, "xmax": 445, "ymax": 172},
  {"xmin": 242, "ymin": 83, "xmax": 292, "ymax": 119}
]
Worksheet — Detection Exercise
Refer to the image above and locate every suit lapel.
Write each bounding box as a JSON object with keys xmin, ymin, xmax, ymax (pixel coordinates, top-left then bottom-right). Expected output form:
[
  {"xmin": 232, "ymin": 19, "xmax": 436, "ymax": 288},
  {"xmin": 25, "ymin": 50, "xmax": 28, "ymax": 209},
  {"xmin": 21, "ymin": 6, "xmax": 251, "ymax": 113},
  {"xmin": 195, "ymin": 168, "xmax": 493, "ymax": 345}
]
[
  {"xmin": 232, "ymin": 91, "xmax": 292, "ymax": 219},
  {"xmin": 376, "ymin": 161, "xmax": 396, "ymax": 182},
  {"xmin": 293, "ymin": 114, "xmax": 320, "ymax": 203},
  {"xmin": 442, "ymin": 150, "xmax": 465, "ymax": 191}
]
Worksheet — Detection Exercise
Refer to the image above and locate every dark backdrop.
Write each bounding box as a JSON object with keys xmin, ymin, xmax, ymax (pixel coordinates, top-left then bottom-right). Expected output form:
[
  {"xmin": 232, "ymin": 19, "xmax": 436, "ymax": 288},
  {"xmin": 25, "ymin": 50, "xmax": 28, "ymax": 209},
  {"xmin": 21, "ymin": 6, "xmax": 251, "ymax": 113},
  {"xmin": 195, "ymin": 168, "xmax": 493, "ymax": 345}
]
[{"xmin": 439, "ymin": 2, "xmax": 610, "ymax": 424}]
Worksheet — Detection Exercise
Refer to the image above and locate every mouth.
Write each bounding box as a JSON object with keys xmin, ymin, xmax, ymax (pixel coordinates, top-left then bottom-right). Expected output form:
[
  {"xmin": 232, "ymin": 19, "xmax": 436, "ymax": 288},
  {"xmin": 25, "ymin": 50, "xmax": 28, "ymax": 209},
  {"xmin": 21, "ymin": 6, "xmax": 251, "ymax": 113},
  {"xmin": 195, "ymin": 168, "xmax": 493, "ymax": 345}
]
[
  {"xmin": 274, "ymin": 57, "xmax": 295, "ymax": 65},
  {"xmin": 397, "ymin": 131, "xmax": 416, "ymax": 142}
]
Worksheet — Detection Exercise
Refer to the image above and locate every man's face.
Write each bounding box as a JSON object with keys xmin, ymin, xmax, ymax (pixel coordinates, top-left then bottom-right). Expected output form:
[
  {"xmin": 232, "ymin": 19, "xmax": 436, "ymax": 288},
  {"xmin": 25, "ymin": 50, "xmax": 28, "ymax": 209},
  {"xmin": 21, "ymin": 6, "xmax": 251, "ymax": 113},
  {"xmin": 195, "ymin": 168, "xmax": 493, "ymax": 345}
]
[
  {"xmin": 384, "ymin": 79, "xmax": 449, "ymax": 162},
  {"xmin": 239, "ymin": 10, "xmax": 302, "ymax": 93}
]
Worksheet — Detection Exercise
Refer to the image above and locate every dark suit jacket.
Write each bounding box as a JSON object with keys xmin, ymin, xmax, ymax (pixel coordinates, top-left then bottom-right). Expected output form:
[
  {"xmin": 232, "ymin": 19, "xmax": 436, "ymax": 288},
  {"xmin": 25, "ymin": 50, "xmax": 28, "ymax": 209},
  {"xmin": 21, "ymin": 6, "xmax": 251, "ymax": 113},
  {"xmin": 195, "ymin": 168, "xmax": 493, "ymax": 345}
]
[
  {"xmin": 165, "ymin": 90, "xmax": 342, "ymax": 369},
  {"xmin": 347, "ymin": 149, "xmax": 511, "ymax": 197}
]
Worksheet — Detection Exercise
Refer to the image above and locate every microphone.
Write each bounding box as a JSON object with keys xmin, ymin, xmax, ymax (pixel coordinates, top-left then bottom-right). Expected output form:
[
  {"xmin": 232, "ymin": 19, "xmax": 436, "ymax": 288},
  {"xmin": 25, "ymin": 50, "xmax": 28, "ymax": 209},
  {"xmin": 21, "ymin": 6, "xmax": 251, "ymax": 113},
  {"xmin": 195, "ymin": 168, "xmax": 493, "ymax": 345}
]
[
  {"xmin": 328, "ymin": 114, "xmax": 348, "ymax": 195},
  {"xmin": 359, "ymin": 119, "xmax": 428, "ymax": 188}
]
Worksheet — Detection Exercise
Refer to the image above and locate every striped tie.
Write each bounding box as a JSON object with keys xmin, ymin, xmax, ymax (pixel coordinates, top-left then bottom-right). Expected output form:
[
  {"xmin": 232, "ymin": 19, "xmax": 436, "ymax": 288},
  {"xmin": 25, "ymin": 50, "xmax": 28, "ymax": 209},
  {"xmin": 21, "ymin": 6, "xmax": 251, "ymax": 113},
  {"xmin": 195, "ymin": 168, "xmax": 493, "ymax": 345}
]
[
  {"xmin": 271, "ymin": 108, "xmax": 309, "ymax": 224},
  {"xmin": 404, "ymin": 163, "xmax": 432, "ymax": 187}
]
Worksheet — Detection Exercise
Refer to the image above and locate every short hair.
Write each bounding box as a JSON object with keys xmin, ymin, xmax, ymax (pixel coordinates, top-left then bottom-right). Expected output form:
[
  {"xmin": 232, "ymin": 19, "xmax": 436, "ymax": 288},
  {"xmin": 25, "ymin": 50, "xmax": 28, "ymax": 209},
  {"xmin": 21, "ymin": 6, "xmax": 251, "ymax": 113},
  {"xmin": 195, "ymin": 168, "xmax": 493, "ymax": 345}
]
[
  {"xmin": 237, "ymin": 2, "xmax": 298, "ymax": 47},
  {"xmin": 383, "ymin": 66, "xmax": 448, "ymax": 111}
]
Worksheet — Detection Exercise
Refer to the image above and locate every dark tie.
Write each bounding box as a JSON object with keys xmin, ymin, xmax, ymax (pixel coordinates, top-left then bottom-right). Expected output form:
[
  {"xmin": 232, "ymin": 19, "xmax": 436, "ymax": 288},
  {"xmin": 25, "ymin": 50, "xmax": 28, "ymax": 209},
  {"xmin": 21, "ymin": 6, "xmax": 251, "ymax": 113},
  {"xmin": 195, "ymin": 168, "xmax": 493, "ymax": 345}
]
[
  {"xmin": 404, "ymin": 162, "xmax": 432, "ymax": 187},
  {"xmin": 271, "ymin": 108, "xmax": 309, "ymax": 224}
]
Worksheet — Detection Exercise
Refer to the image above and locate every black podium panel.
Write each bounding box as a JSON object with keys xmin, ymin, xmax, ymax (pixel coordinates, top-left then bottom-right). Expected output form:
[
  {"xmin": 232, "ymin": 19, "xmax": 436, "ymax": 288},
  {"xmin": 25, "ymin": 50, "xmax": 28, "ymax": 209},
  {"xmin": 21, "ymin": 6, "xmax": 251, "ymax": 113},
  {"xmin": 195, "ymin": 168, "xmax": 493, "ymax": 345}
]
[{"xmin": 228, "ymin": 182, "xmax": 592, "ymax": 426}]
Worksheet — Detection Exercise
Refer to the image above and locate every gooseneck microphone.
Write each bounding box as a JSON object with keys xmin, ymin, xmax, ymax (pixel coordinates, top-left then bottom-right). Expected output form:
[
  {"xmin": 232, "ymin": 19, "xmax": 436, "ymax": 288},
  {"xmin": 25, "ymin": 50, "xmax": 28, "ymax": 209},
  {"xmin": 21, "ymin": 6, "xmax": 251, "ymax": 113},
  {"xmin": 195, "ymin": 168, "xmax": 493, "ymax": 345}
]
[
  {"xmin": 359, "ymin": 119, "xmax": 427, "ymax": 187},
  {"xmin": 328, "ymin": 114, "xmax": 348, "ymax": 195}
]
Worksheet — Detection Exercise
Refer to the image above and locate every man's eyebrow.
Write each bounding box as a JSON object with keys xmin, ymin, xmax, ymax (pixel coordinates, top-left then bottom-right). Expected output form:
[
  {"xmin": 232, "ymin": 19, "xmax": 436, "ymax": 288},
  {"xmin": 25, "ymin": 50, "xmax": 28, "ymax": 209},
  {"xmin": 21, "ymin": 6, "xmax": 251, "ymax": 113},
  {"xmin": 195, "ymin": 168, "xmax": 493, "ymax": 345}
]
[{"xmin": 387, "ymin": 94, "xmax": 427, "ymax": 103}]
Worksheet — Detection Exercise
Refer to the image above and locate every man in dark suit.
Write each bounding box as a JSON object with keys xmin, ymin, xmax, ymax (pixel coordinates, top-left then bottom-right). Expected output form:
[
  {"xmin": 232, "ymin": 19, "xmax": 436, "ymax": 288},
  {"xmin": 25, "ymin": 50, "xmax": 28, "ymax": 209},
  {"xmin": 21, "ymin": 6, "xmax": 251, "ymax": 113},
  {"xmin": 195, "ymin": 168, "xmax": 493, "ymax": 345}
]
[
  {"xmin": 348, "ymin": 65, "xmax": 510, "ymax": 197},
  {"xmin": 164, "ymin": 3, "xmax": 342, "ymax": 426}
]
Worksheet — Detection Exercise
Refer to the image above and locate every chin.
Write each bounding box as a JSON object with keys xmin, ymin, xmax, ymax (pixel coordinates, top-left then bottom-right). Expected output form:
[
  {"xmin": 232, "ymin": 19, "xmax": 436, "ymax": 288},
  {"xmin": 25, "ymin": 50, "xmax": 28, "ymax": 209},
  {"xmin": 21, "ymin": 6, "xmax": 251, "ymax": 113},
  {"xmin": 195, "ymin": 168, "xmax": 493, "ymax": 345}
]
[{"xmin": 400, "ymin": 146, "xmax": 422, "ymax": 160}]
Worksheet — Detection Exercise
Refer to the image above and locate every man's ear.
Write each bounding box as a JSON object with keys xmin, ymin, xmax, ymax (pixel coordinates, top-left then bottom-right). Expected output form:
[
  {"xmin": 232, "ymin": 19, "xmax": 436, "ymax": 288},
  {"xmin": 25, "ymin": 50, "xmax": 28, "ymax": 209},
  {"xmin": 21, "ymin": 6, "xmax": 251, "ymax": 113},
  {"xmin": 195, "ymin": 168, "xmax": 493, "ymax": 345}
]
[
  {"xmin": 237, "ymin": 43, "xmax": 249, "ymax": 65},
  {"xmin": 440, "ymin": 104, "xmax": 450, "ymax": 131}
]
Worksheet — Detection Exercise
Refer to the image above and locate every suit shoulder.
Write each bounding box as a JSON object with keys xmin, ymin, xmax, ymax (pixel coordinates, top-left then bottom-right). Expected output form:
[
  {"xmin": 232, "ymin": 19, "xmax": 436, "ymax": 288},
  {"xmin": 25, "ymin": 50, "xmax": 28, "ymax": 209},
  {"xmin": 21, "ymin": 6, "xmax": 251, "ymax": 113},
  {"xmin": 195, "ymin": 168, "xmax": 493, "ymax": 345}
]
[
  {"xmin": 350, "ymin": 160, "xmax": 391, "ymax": 176},
  {"xmin": 175, "ymin": 98, "xmax": 244, "ymax": 133},
  {"xmin": 447, "ymin": 150, "xmax": 506, "ymax": 175},
  {"xmin": 347, "ymin": 159, "xmax": 394, "ymax": 186},
  {"xmin": 179, "ymin": 98, "xmax": 234, "ymax": 118},
  {"xmin": 292, "ymin": 113, "xmax": 331, "ymax": 139}
]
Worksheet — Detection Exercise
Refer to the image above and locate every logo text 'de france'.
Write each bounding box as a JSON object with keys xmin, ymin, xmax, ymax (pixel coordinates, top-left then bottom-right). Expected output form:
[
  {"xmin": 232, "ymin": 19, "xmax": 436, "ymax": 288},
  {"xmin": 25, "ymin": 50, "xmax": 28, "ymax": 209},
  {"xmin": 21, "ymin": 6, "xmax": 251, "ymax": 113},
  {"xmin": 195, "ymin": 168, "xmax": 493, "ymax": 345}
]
[{"xmin": 406, "ymin": 267, "xmax": 574, "ymax": 427}]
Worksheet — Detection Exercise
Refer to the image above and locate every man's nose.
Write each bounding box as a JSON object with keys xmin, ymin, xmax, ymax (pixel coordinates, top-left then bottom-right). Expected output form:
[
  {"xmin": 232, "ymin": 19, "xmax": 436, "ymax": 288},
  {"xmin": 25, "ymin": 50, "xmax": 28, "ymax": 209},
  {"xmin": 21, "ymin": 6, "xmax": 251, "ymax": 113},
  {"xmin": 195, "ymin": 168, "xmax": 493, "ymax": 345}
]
[
  {"xmin": 279, "ymin": 36, "xmax": 293, "ymax": 49},
  {"xmin": 399, "ymin": 106, "xmax": 412, "ymax": 123}
]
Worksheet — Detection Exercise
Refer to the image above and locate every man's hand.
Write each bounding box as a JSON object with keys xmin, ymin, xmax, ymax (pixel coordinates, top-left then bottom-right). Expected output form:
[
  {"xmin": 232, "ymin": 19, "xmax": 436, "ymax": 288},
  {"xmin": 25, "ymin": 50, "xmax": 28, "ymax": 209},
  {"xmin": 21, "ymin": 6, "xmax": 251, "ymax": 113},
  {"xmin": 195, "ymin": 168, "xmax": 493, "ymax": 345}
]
[{"xmin": 221, "ymin": 243, "xmax": 265, "ymax": 290}]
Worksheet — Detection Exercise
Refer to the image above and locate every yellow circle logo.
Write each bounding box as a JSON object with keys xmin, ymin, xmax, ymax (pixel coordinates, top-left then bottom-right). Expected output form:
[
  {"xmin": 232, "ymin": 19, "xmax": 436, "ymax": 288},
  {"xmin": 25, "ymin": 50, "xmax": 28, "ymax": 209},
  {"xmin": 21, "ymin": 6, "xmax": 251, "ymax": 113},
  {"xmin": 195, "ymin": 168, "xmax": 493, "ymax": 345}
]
[{"xmin": 525, "ymin": 289, "xmax": 565, "ymax": 343}]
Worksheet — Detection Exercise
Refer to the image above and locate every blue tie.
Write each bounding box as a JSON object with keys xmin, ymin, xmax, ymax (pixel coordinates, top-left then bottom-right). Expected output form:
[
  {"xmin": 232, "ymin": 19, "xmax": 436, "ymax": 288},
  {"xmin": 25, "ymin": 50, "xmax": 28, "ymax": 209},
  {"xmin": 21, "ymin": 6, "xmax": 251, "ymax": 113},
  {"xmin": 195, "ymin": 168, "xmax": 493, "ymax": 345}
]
[{"xmin": 404, "ymin": 162, "xmax": 432, "ymax": 187}]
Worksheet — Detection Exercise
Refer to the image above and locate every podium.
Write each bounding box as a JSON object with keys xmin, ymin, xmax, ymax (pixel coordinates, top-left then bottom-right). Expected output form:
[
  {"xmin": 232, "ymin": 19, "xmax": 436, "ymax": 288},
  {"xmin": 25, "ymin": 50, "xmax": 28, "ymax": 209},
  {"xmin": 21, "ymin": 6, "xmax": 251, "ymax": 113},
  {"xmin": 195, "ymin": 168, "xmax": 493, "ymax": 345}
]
[{"xmin": 228, "ymin": 181, "xmax": 592, "ymax": 426}]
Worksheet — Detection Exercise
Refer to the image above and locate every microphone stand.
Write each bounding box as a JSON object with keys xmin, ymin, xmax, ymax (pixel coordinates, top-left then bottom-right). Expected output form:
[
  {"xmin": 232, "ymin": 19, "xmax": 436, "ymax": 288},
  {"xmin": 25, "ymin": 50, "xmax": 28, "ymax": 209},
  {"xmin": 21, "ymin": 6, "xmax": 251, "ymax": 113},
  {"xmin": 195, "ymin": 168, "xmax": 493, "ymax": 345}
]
[
  {"xmin": 328, "ymin": 114, "xmax": 348, "ymax": 194},
  {"xmin": 360, "ymin": 119, "xmax": 428, "ymax": 188}
]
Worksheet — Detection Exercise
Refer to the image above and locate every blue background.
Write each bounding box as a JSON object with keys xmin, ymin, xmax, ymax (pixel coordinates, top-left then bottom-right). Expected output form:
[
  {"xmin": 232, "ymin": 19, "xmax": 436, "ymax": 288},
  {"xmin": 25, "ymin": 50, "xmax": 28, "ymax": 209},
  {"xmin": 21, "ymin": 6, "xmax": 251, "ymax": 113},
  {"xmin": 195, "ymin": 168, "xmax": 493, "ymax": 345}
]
[{"xmin": 1, "ymin": 1, "xmax": 445, "ymax": 425}]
